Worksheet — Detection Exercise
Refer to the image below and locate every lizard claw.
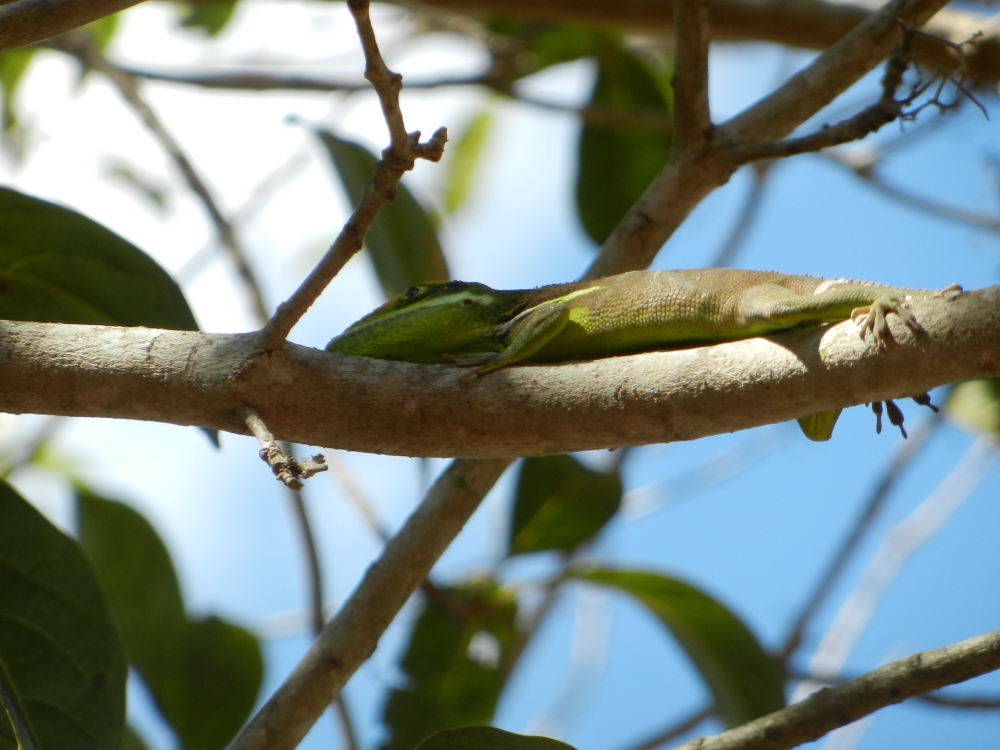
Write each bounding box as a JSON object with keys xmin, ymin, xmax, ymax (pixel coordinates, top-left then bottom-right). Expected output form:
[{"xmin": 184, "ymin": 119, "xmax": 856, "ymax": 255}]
[{"xmin": 852, "ymin": 295, "xmax": 922, "ymax": 347}]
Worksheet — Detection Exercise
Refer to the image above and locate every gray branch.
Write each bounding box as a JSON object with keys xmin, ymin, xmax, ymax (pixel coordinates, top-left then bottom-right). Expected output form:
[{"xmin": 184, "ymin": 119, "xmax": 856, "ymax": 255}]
[{"xmin": 0, "ymin": 286, "xmax": 997, "ymax": 457}]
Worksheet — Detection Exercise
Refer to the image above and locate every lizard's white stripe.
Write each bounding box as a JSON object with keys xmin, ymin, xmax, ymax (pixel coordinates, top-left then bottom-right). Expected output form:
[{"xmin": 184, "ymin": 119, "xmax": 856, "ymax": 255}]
[{"xmin": 814, "ymin": 278, "xmax": 854, "ymax": 295}]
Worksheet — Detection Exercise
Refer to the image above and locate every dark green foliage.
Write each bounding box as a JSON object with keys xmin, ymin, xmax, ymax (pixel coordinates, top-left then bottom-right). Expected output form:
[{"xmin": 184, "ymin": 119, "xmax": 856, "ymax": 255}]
[
  {"xmin": 315, "ymin": 129, "xmax": 450, "ymax": 300},
  {"xmin": 0, "ymin": 480, "xmax": 127, "ymax": 750},
  {"xmin": 576, "ymin": 42, "xmax": 672, "ymax": 245},
  {"xmin": 509, "ymin": 455, "xmax": 622, "ymax": 555},
  {"xmin": 77, "ymin": 489, "xmax": 263, "ymax": 750},
  {"xmin": 381, "ymin": 581, "xmax": 518, "ymax": 750},
  {"xmin": 416, "ymin": 726, "xmax": 579, "ymax": 750},
  {"xmin": 0, "ymin": 188, "xmax": 198, "ymax": 330},
  {"xmin": 571, "ymin": 568, "xmax": 785, "ymax": 728},
  {"xmin": 177, "ymin": 0, "xmax": 238, "ymax": 36}
]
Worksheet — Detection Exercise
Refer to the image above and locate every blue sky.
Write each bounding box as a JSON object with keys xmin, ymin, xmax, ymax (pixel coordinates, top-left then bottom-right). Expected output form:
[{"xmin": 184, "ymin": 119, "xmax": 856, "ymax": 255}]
[{"xmin": 2, "ymin": 4, "xmax": 999, "ymax": 750}]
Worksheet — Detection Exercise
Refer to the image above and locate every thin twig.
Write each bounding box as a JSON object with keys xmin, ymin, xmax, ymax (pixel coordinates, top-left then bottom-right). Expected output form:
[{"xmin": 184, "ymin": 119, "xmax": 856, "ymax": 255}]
[
  {"xmin": 622, "ymin": 705, "xmax": 715, "ymax": 750},
  {"xmin": 49, "ymin": 31, "xmax": 270, "ymax": 323},
  {"xmin": 257, "ymin": 0, "xmax": 447, "ymax": 349},
  {"xmin": 671, "ymin": 0, "xmax": 712, "ymax": 152},
  {"xmin": 778, "ymin": 415, "xmax": 939, "ymax": 663},
  {"xmin": 326, "ymin": 452, "xmax": 392, "ymax": 542},
  {"xmin": 784, "ymin": 666, "xmax": 1000, "ymax": 710},
  {"xmin": 240, "ymin": 407, "xmax": 328, "ymax": 490},
  {"xmin": 673, "ymin": 629, "xmax": 1000, "ymax": 750},
  {"xmin": 283, "ymin": 481, "xmax": 360, "ymax": 750},
  {"xmin": 230, "ymin": 457, "xmax": 512, "ymax": 750}
]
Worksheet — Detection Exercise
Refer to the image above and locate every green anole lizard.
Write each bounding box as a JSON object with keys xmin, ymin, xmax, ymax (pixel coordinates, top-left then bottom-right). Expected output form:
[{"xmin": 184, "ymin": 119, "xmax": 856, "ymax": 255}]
[{"xmin": 326, "ymin": 269, "xmax": 962, "ymax": 441}]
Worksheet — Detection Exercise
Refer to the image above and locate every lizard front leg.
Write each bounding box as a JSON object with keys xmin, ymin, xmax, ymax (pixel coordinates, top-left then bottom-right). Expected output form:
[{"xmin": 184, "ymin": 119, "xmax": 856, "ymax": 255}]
[{"xmin": 456, "ymin": 301, "xmax": 571, "ymax": 384}]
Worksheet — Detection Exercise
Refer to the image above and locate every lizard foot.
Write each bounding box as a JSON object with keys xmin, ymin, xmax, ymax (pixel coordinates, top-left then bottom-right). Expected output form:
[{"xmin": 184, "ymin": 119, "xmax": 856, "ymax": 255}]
[
  {"xmin": 869, "ymin": 393, "xmax": 937, "ymax": 438},
  {"xmin": 870, "ymin": 399, "xmax": 908, "ymax": 438},
  {"xmin": 851, "ymin": 295, "xmax": 922, "ymax": 347}
]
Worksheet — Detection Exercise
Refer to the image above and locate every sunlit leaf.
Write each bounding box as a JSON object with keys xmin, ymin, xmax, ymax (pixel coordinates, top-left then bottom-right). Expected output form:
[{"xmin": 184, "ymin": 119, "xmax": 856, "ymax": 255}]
[
  {"xmin": 576, "ymin": 41, "xmax": 672, "ymax": 245},
  {"xmin": 416, "ymin": 727, "xmax": 578, "ymax": 750},
  {"xmin": 945, "ymin": 379, "xmax": 1000, "ymax": 437},
  {"xmin": 509, "ymin": 455, "xmax": 622, "ymax": 555},
  {"xmin": 0, "ymin": 480, "xmax": 127, "ymax": 750},
  {"xmin": 77, "ymin": 489, "xmax": 263, "ymax": 750},
  {"xmin": 571, "ymin": 568, "xmax": 784, "ymax": 728},
  {"xmin": 83, "ymin": 15, "xmax": 120, "ymax": 51},
  {"xmin": 315, "ymin": 129, "xmax": 449, "ymax": 299},
  {"xmin": 443, "ymin": 109, "xmax": 494, "ymax": 214},
  {"xmin": 0, "ymin": 49, "xmax": 35, "ymax": 132},
  {"xmin": 0, "ymin": 188, "xmax": 198, "ymax": 329},
  {"xmin": 381, "ymin": 581, "xmax": 517, "ymax": 750},
  {"xmin": 177, "ymin": 0, "xmax": 238, "ymax": 36}
]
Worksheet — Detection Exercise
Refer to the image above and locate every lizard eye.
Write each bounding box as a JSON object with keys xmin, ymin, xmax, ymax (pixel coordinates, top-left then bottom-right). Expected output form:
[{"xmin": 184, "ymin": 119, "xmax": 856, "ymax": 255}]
[{"xmin": 403, "ymin": 286, "xmax": 420, "ymax": 299}]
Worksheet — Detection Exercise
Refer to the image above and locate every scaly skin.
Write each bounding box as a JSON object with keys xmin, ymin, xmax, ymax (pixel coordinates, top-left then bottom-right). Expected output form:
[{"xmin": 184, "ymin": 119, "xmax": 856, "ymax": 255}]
[
  {"xmin": 326, "ymin": 269, "xmax": 960, "ymax": 440},
  {"xmin": 327, "ymin": 269, "xmax": 946, "ymax": 365}
]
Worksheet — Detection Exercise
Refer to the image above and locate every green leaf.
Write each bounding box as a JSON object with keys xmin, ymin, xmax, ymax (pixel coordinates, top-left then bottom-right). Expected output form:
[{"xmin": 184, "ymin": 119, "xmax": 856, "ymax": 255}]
[
  {"xmin": 77, "ymin": 489, "xmax": 263, "ymax": 750},
  {"xmin": 570, "ymin": 568, "xmax": 784, "ymax": 728},
  {"xmin": 416, "ymin": 727, "xmax": 578, "ymax": 750},
  {"xmin": 0, "ymin": 479, "xmax": 127, "ymax": 750},
  {"xmin": 314, "ymin": 130, "xmax": 449, "ymax": 300},
  {"xmin": 163, "ymin": 617, "xmax": 263, "ymax": 750},
  {"xmin": 381, "ymin": 581, "xmax": 517, "ymax": 750},
  {"xmin": 83, "ymin": 15, "xmax": 120, "ymax": 51},
  {"xmin": 576, "ymin": 42, "xmax": 672, "ymax": 245},
  {"xmin": 0, "ymin": 49, "xmax": 35, "ymax": 132},
  {"xmin": 485, "ymin": 23, "xmax": 599, "ymax": 77},
  {"xmin": 443, "ymin": 110, "xmax": 494, "ymax": 215},
  {"xmin": 0, "ymin": 187, "xmax": 198, "ymax": 329},
  {"xmin": 509, "ymin": 455, "xmax": 622, "ymax": 555},
  {"xmin": 176, "ymin": 0, "xmax": 238, "ymax": 36},
  {"xmin": 119, "ymin": 726, "xmax": 150, "ymax": 750},
  {"xmin": 945, "ymin": 379, "xmax": 1000, "ymax": 437}
]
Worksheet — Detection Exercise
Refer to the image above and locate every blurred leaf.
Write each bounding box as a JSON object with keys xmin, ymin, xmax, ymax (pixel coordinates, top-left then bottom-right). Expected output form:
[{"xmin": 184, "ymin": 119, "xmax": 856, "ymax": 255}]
[
  {"xmin": 381, "ymin": 581, "xmax": 517, "ymax": 750},
  {"xmin": 83, "ymin": 15, "xmax": 120, "ymax": 51},
  {"xmin": 417, "ymin": 727, "xmax": 578, "ymax": 750},
  {"xmin": 103, "ymin": 159, "xmax": 171, "ymax": 213},
  {"xmin": 0, "ymin": 187, "xmax": 198, "ymax": 329},
  {"xmin": 796, "ymin": 409, "xmax": 842, "ymax": 442},
  {"xmin": 945, "ymin": 379, "xmax": 1000, "ymax": 437},
  {"xmin": 0, "ymin": 479, "xmax": 127, "ymax": 750},
  {"xmin": 119, "ymin": 726, "xmax": 150, "ymax": 750},
  {"xmin": 315, "ymin": 129, "xmax": 449, "ymax": 300},
  {"xmin": 485, "ymin": 22, "xmax": 599, "ymax": 77},
  {"xmin": 571, "ymin": 568, "xmax": 784, "ymax": 728},
  {"xmin": 0, "ymin": 709, "xmax": 14, "ymax": 750},
  {"xmin": 576, "ymin": 41, "xmax": 672, "ymax": 245},
  {"xmin": 77, "ymin": 489, "xmax": 263, "ymax": 750},
  {"xmin": 443, "ymin": 109, "xmax": 494, "ymax": 214},
  {"xmin": 509, "ymin": 455, "xmax": 621, "ymax": 555},
  {"xmin": 164, "ymin": 617, "xmax": 263, "ymax": 750},
  {"xmin": 177, "ymin": 0, "xmax": 238, "ymax": 36},
  {"xmin": 0, "ymin": 48, "xmax": 35, "ymax": 132}
]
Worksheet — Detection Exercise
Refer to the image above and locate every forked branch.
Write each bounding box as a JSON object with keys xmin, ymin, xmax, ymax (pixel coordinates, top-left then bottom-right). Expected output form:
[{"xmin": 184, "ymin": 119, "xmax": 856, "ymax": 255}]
[{"xmin": 257, "ymin": 0, "xmax": 447, "ymax": 349}]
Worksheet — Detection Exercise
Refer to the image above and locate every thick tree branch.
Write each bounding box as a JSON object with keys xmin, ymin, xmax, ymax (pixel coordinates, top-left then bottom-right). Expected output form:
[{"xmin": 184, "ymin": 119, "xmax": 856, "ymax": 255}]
[
  {"xmin": 0, "ymin": 0, "xmax": 145, "ymax": 51},
  {"xmin": 0, "ymin": 287, "xmax": 997, "ymax": 457},
  {"xmin": 230, "ymin": 457, "xmax": 511, "ymax": 750},
  {"xmin": 413, "ymin": 0, "xmax": 1000, "ymax": 86},
  {"xmin": 675, "ymin": 628, "xmax": 1000, "ymax": 750}
]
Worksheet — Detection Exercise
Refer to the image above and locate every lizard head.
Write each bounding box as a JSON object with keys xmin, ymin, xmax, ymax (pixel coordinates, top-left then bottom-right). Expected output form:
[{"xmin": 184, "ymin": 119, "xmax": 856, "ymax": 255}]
[{"xmin": 325, "ymin": 280, "xmax": 510, "ymax": 363}]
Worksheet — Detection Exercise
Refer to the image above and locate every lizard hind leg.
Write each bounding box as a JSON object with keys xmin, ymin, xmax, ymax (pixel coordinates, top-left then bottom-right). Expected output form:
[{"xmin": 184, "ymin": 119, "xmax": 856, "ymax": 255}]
[{"xmin": 850, "ymin": 294, "xmax": 922, "ymax": 347}]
